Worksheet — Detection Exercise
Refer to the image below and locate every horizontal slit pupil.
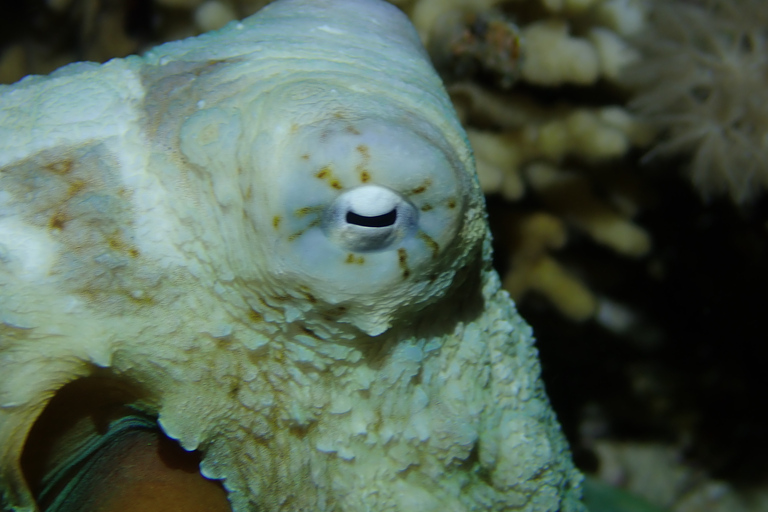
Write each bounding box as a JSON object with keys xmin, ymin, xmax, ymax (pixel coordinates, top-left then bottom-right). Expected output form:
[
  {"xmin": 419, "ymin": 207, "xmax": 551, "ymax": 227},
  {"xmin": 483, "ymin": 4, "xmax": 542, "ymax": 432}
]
[{"xmin": 346, "ymin": 208, "xmax": 397, "ymax": 228}]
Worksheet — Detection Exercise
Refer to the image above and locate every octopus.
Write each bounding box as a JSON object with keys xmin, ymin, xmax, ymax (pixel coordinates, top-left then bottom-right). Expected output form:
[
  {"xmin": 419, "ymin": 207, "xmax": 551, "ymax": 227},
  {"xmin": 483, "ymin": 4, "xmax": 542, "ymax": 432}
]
[{"xmin": 0, "ymin": 0, "xmax": 585, "ymax": 511}]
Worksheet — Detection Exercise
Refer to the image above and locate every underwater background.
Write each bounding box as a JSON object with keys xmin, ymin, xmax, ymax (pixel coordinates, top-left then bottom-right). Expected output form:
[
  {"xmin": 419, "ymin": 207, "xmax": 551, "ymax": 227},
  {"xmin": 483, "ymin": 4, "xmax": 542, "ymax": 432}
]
[{"xmin": 2, "ymin": 1, "xmax": 766, "ymax": 510}]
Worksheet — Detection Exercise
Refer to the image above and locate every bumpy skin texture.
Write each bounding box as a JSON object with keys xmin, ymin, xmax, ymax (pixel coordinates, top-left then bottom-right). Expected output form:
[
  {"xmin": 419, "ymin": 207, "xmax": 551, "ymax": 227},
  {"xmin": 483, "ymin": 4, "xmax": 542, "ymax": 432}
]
[{"xmin": 0, "ymin": 0, "xmax": 585, "ymax": 510}]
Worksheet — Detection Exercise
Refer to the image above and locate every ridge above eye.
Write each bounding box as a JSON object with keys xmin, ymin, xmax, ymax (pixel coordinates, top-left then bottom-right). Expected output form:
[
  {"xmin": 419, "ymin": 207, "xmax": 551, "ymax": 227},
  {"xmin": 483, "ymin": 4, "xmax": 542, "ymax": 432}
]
[{"xmin": 322, "ymin": 185, "xmax": 417, "ymax": 252}]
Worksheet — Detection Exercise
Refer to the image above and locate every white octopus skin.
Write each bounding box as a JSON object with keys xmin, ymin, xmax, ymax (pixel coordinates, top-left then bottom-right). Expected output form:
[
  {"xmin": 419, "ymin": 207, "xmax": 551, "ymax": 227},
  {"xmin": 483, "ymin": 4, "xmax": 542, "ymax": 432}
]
[{"xmin": 0, "ymin": 0, "xmax": 586, "ymax": 510}]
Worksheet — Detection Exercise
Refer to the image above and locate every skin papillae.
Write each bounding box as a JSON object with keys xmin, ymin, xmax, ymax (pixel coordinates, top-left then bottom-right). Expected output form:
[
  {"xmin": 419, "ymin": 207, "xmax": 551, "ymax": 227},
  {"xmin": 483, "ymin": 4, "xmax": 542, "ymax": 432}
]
[{"xmin": 0, "ymin": 0, "xmax": 585, "ymax": 511}]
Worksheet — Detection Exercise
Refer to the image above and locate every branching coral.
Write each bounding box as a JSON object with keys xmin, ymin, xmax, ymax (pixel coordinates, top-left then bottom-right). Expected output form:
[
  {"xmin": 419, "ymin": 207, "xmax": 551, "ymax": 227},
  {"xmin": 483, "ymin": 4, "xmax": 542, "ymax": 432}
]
[
  {"xmin": 398, "ymin": 0, "xmax": 654, "ymax": 321},
  {"xmin": 624, "ymin": 0, "xmax": 768, "ymax": 204}
]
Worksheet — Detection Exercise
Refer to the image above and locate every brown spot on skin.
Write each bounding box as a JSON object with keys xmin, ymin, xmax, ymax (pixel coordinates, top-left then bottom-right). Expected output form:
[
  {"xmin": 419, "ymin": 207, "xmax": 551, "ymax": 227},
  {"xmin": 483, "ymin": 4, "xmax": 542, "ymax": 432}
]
[
  {"xmin": 398, "ymin": 248, "xmax": 410, "ymax": 279},
  {"xmin": 345, "ymin": 126, "xmax": 361, "ymax": 135},
  {"xmin": 420, "ymin": 204, "xmax": 433, "ymax": 212},
  {"xmin": 315, "ymin": 166, "xmax": 344, "ymax": 190},
  {"xmin": 447, "ymin": 198, "xmax": 457, "ymax": 209},
  {"xmin": 408, "ymin": 178, "xmax": 433, "ymax": 196},
  {"xmin": 360, "ymin": 171, "xmax": 371, "ymax": 183},
  {"xmin": 248, "ymin": 309, "xmax": 264, "ymax": 322},
  {"xmin": 417, "ymin": 231, "xmax": 440, "ymax": 259},
  {"xmin": 289, "ymin": 424, "xmax": 312, "ymax": 439},
  {"xmin": 272, "ymin": 216, "xmax": 281, "ymax": 229},
  {"xmin": 106, "ymin": 234, "xmax": 139, "ymax": 257},
  {"xmin": 48, "ymin": 212, "xmax": 67, "ymax": 231},
  {"xmin": 301, "ymin": 154, "xmax": 310, "ymax": 160},
  {"xmin": 356, "ymin": 144, "xmax": 370, "ymax": 159}
]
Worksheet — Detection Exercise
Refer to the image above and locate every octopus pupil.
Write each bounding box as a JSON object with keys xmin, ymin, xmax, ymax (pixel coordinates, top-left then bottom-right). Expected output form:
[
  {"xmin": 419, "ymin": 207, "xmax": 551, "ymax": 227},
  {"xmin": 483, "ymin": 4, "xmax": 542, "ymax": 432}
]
[{"xmin": 346, "ymin": 208, "xmax": 397, "ymax": 228}]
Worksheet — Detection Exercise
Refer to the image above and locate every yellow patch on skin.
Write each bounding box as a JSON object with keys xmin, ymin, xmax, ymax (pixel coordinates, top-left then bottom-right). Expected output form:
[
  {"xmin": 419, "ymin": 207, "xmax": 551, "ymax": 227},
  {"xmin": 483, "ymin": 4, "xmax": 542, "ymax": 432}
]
[
  {"xmin": 107, "ymin": 234, "xmax": 139, "ymax": 257},
  {"xmin": 355, "ymin": 145, "xmax": 371, "ymax": 183},
  {"xmin": 288, "ymin": 219, "xmax": 321, "ymax": 241},
  {"xmin": 295, "ymin": 206, "xmax": 324, "ymax": 218},
  {"xmin": 397, "ymin": 248, "xmax": 410, "ymax": 279},
  {"xmin": 345, "ymin": 125, "xmax": 361, "ymax": 135},
  {"xmin": 67, "ymin": 179, "xmax": 86, "ymax": 197},
  {"xmin": 417, "ymin": 231, "xmax": 440, "ymax": 259},
  {"xmin": 272, "ymin": 216, "xmax": 281, "ymax": 229},
  {"xmin": 345, "ymin": 253, "xmax": 365, "ymax": 264}
]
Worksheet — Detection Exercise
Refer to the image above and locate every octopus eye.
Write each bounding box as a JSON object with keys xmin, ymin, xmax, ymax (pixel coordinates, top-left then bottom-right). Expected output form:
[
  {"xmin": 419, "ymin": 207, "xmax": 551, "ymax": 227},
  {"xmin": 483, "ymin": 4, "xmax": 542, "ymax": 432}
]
[{"xmin": 323, "ymin": 185, "xmax": 417, "ymax": 252}]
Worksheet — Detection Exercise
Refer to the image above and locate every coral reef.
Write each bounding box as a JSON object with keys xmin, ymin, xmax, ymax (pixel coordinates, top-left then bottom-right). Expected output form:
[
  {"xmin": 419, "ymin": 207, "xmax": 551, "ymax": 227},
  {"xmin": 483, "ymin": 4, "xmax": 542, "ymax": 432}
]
[
  {"xmin": 624, "ymin": 0, "xmax": 768, "ymax": 204},
  {"xmin": 397, "ymin": 0, "xmax": 654, "ymax": 322}
]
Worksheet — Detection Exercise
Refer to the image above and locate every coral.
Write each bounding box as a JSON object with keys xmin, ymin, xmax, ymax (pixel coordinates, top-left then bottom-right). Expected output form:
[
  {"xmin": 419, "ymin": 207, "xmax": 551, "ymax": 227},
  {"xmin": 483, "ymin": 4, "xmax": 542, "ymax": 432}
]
[
  {"xmin": 590, "ymin": 441, "xmax": 768, "ymax": 512},
  {"xmin": 624, "ymin": 0, "xmax": 768, "ymax": 204},
  {"xmin": 402, "ymin": 0, "xmax": 653, "ymax": 321}
]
